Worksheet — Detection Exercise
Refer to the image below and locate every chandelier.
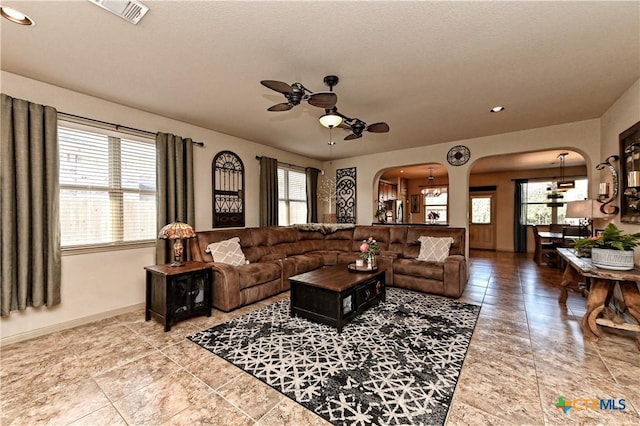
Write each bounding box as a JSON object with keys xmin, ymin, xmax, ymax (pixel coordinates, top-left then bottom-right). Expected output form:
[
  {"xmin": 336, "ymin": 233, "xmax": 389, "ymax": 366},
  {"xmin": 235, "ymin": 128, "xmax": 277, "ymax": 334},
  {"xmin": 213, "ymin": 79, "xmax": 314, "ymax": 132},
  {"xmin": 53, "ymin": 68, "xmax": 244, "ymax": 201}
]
[
  {"xmin": 421, "ymin": 167, "xmax": 442, "ymax": 197},
  {"xmin": 554, "ymin": 152, "xmax": 575, "ymax": 191}
]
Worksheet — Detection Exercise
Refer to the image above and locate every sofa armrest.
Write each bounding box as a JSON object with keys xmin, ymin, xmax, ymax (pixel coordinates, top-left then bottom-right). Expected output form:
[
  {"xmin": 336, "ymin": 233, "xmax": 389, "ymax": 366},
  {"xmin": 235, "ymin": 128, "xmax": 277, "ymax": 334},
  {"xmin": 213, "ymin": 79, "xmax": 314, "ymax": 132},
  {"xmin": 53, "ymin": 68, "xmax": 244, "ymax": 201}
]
[
  {"xmin": 209, "ymin": 263, "xmax": 241, "ymax": 312},
  {"xmin": 443, "ymin": 255, "xmax": 467, "ymax": 298}
]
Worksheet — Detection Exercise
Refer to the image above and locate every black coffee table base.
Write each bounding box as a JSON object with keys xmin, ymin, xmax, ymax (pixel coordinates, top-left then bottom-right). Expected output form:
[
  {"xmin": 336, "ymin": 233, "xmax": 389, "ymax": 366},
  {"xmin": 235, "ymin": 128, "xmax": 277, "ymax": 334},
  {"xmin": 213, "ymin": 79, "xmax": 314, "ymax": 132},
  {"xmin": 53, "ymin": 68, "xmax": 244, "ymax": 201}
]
[{"xmin": 290, "ymin": 267, "xmax": 385, "ymax": 332}]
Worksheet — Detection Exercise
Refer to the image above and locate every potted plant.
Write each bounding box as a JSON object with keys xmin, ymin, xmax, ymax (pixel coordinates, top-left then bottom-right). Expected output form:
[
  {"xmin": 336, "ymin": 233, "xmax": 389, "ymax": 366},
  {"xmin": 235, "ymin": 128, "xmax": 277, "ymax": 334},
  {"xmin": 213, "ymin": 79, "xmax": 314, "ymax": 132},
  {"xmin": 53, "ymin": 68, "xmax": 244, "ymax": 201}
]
[
  {"xmin": 573, "ymin": 223, "xmax": 640, "ymax": 270},
  {"xmin": 375, "ymin": 199, "xmax": 387, "ymax": 223}
]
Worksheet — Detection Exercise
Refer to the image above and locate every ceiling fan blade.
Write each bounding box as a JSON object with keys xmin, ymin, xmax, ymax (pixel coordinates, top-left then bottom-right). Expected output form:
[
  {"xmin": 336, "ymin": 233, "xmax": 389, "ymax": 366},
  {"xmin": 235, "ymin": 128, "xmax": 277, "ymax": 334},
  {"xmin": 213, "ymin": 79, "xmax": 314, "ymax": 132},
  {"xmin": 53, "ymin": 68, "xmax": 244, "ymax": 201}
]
[
  {"xmin": 307, "ymin": 92, "xmax": 337, "ymax": 109},
  {"xmin": 344, "ymin": 133, "xmax": 362, "ymax": 141},
  {"xmin": 366, "ymin": 122, "xmax": 390, "ymax": 133},
  {"xmin": 260, "ymin": 80, "xmax": 293, "ymax": 94},
  {"xmin": 337, "ymin": 123, "xmax": 351, "ymax": 130},
  {"xmin": 267, "ymin": 103, "xmax": 293, "ymax": 112}
]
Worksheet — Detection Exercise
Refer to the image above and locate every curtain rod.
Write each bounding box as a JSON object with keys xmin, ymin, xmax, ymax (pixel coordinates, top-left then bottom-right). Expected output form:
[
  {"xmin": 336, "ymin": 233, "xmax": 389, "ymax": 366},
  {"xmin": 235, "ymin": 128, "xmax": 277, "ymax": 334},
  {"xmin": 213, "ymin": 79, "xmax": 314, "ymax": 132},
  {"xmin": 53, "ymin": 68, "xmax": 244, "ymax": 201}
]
[
  {"xmin": 58, "ymin": 112, "xmax": 205, "ymax": 147},
  {"xmin": 255, "ymin": 155, "xmax": 311, "ymax": 171},
  {"xmin": 511, "ymin": 174, "xmax": 586, "ymax": 182}
]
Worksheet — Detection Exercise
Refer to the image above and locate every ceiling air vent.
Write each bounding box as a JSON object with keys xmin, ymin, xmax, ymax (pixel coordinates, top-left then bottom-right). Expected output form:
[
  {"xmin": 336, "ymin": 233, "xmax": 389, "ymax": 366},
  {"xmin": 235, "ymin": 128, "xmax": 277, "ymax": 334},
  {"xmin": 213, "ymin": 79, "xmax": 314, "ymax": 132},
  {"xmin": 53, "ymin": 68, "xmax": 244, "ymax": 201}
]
[{"xmin": 88, "ymin": 0, "xmax": 149, "ymax": 25}]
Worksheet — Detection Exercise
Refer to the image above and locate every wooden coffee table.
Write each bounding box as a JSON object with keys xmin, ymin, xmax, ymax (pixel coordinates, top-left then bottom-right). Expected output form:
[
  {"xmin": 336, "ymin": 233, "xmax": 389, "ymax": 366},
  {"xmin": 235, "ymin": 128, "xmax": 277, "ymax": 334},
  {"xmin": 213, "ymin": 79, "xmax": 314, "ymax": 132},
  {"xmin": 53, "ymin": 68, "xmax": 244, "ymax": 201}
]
[{"xmin": 289, "ymin": 264, "xmax": 385, "ymax": 332}]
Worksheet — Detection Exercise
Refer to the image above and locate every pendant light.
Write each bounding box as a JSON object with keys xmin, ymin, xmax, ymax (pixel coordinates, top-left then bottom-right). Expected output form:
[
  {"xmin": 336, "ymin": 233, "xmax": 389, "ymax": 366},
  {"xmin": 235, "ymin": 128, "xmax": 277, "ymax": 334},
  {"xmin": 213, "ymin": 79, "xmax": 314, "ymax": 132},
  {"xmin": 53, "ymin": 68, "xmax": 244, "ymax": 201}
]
[
  {"xmin": 556, "ymin": 152, "xmax": 575, "ymax": 191},
  {"xmin": 421, "ymin": 167, "xmax": 441, "ymax": 197}
]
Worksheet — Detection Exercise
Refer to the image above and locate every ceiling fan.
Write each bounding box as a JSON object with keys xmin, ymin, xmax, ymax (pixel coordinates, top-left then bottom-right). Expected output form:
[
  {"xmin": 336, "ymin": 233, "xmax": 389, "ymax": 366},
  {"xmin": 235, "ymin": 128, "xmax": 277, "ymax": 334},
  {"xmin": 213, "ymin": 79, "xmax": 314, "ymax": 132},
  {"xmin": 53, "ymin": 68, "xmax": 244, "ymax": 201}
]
[
  {"xmin": 261, "ymin": 75, "xmax": 389, "ymax": 140},
  {"xmin": 319, "ymin": 75, "xmax": 390, "ymax": 141},
  {"xmin": 260, "ymin": 80, "xmax": 337, "ymax": 111},
  {"xmin": 334, "ymin": 112, "xmax": 390, "ymax": 140}
]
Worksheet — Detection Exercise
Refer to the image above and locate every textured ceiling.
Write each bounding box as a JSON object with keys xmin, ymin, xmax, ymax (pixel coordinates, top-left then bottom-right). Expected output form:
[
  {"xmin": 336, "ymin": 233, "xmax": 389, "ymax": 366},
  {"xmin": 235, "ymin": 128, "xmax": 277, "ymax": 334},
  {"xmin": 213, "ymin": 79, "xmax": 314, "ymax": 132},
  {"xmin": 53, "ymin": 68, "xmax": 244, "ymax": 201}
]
[{"xmin": 1, "ymin": 1, "xmax": 638, "ymax": 162}]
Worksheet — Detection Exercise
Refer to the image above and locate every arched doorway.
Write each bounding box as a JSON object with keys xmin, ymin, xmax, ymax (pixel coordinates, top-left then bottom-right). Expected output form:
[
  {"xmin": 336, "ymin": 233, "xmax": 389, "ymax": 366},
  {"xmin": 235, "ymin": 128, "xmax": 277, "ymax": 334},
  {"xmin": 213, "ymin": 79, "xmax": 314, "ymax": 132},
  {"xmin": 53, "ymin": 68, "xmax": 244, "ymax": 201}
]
[
  {"xmin": 469, "ymin": 150, "xmax": 588, "ymax": 252},
  {"xmin": 377, "ymin": 163, "xmax": 448, "ymax": 224}
]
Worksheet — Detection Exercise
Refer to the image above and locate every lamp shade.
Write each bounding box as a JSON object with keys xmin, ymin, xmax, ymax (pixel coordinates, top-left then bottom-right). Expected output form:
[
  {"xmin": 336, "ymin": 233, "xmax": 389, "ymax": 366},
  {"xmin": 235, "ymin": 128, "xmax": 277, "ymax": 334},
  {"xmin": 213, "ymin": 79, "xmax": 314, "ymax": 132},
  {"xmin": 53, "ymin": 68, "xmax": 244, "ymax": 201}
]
[
  {"xmin": 565, "ymin": 200, "xmax": 607, "ymax": 219},
  {"xmin": 158, "ymin": 222, "xmax": 196, "ymax": 240},
  {"xmin": 319, "ymin": 113, "xmax": 343, "ymax": 128}
]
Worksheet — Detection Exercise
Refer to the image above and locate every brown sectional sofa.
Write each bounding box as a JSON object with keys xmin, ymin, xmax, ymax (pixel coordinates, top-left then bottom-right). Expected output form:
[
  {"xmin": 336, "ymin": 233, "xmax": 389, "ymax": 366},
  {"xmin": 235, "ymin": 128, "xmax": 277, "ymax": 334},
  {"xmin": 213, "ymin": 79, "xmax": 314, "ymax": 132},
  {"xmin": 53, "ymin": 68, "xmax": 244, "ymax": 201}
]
[{"xmin": 190, "ymin": 224, "xmax": 467, "ymax": 311}]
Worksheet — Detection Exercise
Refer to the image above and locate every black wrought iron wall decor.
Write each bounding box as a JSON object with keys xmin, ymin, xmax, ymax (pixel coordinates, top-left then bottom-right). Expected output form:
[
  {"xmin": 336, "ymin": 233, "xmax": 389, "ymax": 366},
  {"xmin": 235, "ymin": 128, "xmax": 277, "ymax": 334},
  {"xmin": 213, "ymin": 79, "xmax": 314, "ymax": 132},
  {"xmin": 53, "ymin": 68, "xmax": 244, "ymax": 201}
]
[
  {"xmin": 336, "ymin": 167, "xmax": 356, "ymax": 224},
  {"xmin": 212, "ymin": 150, "xmax": 245, "ymax": 228},
  {"xmin": 596, "ymin": 155, "xmax": 619, "ymax": 215},
  {"xmin": 619, "ymin": 121, "xmax": 640, "ymax": 223}
]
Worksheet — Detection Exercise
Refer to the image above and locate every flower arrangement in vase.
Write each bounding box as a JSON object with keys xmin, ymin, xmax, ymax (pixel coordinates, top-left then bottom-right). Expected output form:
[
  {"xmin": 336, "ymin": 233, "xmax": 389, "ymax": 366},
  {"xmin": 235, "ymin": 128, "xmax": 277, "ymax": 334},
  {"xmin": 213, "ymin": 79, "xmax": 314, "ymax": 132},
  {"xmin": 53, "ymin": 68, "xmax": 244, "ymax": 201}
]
[
  {"xmin": 573, "ymin": 223, "xmax": 640, "ymax": 270},
  {"xmin": 359, "ymin": 237, "xmax": 381, "ymax": 269},
  {"xmin": 427, "ymin": 211, "xmax": 440, "ymax": 223}
]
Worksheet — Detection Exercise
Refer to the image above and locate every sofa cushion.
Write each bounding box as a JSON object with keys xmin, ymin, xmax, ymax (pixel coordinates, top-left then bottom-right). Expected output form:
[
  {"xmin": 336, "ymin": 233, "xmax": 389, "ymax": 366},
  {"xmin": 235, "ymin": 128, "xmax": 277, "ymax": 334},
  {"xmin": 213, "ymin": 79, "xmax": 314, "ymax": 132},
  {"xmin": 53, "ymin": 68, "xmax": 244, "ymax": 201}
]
[
  {"xmin": 237, "ymin": 262, "xmax": 281, "ymax": 289},
  {"xmin": 417, "ymin": 236, "xmax": 454, "ymax": 262},
  {"xmin": 288, "ymin": 254, "xmax": 324, "ymax": 275},
  {"xmin": 352, "ymin": 226, "xmax": 390, "ymax": 252},
  {"xmin": 206, "ymin": 237, "xmax": 247, "ymax": 266},
  {"xmin": 393, "ymin": 258, "xmax": 444, "ymax": 280}
]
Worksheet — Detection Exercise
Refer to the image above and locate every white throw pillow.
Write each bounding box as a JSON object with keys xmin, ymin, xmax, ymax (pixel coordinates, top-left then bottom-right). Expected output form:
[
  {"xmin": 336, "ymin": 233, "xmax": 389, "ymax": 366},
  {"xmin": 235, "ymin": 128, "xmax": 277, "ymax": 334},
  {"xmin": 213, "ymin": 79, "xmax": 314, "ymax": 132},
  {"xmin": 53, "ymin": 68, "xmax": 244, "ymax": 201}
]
[
  {"xmin": 206, "ymin": 237, "xmax": 247, "ymax": 266},
  {"xmin": 417, "ymin": 236, "xmax": 454, "ymax": 262}
]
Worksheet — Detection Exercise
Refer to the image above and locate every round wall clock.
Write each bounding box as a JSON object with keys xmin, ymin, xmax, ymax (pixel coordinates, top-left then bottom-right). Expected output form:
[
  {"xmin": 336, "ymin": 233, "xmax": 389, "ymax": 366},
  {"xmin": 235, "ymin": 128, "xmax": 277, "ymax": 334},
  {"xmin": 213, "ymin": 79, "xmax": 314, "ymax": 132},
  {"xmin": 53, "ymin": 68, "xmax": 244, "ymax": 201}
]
[{"xmin": 447, "ymin": 145, "xmax": 471, "ymax": 166}]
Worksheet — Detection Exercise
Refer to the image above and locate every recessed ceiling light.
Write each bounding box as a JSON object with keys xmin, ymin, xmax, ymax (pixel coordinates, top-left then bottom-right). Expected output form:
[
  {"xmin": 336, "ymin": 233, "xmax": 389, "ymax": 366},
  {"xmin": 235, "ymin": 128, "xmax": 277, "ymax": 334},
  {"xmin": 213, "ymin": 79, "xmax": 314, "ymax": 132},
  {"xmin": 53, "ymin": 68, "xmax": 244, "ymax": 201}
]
[
  {"xmin": 0, "ymin": 6, "xmax": 35, "ymax": 25},
  {"xmin": 327, "ymin": 141, "xmax": 336, "ymax": 146},
  {"xmin": 490, "ymin": 106, "xmax": 505, "ymax": 113}
]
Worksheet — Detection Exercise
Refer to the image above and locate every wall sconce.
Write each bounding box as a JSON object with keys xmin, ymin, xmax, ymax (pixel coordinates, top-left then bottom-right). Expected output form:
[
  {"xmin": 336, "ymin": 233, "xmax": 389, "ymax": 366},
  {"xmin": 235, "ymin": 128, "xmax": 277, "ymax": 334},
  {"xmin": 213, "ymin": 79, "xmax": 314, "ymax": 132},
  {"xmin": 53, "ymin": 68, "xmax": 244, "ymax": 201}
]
[
  {"xmin": 596, "ymin": 155, "xmax": 619, "ymax": 215},
  {"xmin": 598, "ymin": 182, "xmax": 610, "ymax": 198}
]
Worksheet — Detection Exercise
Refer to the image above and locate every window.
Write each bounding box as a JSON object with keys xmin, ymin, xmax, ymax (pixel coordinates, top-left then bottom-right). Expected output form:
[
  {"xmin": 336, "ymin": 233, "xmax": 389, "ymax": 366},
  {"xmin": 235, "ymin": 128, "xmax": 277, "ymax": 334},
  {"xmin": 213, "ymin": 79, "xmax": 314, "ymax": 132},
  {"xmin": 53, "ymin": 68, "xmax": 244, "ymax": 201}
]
[
  {"xmin": 278, "ymin": 166, "xmax": 307, "ymax": 225},
  {"xmin": 471, "ymin": 196, "xmax": 492, "ymax": 224},
  {"xmin": 423, "ymin": 188, "xmax": 448, "ymax": 223},
  {"xmin": 58, "ymin": 122, "xmax": 156, "ymax": 248},
  {"xmin": 521, "ymin": 179, "xmax": 588, "ymax": 225}
]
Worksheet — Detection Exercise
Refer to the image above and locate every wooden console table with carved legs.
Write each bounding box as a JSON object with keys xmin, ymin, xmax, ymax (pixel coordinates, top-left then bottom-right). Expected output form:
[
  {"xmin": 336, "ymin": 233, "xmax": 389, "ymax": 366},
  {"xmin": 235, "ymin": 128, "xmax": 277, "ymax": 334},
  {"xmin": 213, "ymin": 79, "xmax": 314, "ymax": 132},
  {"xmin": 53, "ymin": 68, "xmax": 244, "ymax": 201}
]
[{"xmin": 556, "ymin": 248, "xmax": 640, "ymax": 351}]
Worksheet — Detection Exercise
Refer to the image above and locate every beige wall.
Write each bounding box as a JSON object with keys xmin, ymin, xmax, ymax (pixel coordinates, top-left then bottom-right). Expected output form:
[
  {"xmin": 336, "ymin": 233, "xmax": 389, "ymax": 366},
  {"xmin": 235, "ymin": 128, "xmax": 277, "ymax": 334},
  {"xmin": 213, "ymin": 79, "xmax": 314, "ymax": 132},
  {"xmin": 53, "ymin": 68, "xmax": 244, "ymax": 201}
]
[
  {"xmin": 2, "ymin": 71, "xmax": 638, "ymax": 344},
  {"xmin": 324, "ymin": 119, "xmax": 601, "ymax": 230},
  {"xmin": 599, "ymin": 79, "xmax": 640, "ymax": 262},
  {"xmin": 0, "ymin": 71, "xmax": 322, "ymax": 344}
]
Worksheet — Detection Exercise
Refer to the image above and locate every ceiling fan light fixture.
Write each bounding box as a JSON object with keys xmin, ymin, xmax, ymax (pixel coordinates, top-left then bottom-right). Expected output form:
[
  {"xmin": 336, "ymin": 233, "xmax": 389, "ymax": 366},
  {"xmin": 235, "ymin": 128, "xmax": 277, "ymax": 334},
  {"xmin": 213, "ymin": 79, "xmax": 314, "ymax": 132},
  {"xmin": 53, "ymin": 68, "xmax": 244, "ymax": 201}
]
[
  {"xmin": 1, "ymin": 6, "xmax": 35, "ymax": 25},
  {"xmin": 319, "ymin": 113, "xmax": 343, "ymax": 128}
]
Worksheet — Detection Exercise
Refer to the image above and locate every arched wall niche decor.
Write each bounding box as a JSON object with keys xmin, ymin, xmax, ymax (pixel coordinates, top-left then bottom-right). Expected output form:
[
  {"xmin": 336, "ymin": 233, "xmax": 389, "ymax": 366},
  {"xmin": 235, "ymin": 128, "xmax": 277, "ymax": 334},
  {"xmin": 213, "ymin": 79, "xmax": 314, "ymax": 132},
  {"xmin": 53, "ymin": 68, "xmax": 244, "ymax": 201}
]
[{"xmin": 212, "ymin": 150, "xmax": 245, "ymax": 228}]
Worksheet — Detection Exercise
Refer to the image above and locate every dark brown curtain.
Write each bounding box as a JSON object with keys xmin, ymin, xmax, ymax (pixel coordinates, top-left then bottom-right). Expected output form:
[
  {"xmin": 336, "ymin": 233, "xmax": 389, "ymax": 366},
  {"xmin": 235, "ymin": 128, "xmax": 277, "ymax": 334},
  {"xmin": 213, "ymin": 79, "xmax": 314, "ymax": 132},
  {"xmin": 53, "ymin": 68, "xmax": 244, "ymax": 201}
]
[
  {"xmin": 156, "ymin": 132, "xmax": 195, "ymax": 264},
  {"xmin": 514, "ymin": 179, "xmax": 528, "ymax": 252},
  {"xmin": 305, "ymin": 167, "xmax": 319, "ymax": 223},
  {"xmin": 0, "ymin": 94, "xmax": 61, "ymax": 316},
  {"xmin": 259, "ymin": 156, "xmax": 279, "ymax": 226}
]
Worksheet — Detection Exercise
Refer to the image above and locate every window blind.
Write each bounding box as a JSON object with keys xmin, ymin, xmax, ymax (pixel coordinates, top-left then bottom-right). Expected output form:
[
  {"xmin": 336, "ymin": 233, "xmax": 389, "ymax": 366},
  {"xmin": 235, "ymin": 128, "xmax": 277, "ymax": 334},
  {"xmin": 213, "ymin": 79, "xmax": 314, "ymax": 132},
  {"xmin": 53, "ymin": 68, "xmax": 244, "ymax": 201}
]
[
  {"xmin": 58, "ymin": 124, "xmax": 156, "ymax": 248},
  {"xmin": 278, "ymin": 166, "xmax": 307, "ymax": 225}
]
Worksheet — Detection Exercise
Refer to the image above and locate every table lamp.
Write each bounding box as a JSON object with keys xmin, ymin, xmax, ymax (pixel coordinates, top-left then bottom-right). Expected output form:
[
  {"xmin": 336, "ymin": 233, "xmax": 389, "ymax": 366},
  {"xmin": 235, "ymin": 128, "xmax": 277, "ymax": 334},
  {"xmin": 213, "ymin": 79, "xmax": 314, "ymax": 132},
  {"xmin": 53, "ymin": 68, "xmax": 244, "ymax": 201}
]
[
  {"xmin": 158, "ymin": 222, "xmax": 196, "ymax": 266},
  {"xmin": 565, "ymin": 199, "xmax": 607, "ymax": 237}
]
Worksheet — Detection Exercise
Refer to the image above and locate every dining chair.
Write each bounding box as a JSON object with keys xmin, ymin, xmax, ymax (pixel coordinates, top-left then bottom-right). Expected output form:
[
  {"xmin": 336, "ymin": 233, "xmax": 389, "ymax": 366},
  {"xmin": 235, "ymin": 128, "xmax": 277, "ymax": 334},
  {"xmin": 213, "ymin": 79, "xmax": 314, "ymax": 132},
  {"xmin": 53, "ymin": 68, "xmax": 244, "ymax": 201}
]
[{"xmin": 531, "ymin": 225, "xmax": 558, "ymax": 266}]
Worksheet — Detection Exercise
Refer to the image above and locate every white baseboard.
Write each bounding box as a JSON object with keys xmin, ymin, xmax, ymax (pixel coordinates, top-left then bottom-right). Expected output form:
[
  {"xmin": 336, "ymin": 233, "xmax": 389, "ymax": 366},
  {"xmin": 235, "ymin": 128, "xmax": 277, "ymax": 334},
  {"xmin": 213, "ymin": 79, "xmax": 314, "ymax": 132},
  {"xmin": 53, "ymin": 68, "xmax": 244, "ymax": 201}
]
[{"xmin": 0, "ymin": 303, "xmax": 146, "ymax": 347}]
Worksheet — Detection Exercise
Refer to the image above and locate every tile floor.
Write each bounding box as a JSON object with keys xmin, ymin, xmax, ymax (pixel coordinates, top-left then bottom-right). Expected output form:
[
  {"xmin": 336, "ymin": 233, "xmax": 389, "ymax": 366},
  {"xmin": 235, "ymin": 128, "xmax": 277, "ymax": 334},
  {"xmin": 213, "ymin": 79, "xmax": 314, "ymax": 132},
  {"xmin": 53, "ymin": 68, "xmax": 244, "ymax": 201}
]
[{"xmin": 1, "ymin": 251, "xmax": 639, "ymax": 425}]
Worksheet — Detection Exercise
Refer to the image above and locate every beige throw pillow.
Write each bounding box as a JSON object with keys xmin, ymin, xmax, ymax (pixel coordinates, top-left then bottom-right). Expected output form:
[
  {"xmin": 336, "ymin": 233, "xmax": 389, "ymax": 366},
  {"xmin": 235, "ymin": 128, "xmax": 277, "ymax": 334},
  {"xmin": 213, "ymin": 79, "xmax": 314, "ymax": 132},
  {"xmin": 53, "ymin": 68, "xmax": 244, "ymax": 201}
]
[
  {"xmin": 417, "ymin": 236, "xmax": 454, "ymax": 262},
  {"xmin": 206, "ymin": 237, "xmax": 247, "ymax": 266}
]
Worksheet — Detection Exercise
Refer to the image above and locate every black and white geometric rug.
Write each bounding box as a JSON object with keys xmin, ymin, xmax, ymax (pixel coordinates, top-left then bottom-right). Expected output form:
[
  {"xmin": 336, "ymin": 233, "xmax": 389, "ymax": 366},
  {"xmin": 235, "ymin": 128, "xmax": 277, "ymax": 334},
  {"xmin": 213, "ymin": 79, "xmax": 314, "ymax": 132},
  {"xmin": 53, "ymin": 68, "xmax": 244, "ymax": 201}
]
[{"xmin": 188, "ymin": 288, "xmax": 480, "ymax": 426}]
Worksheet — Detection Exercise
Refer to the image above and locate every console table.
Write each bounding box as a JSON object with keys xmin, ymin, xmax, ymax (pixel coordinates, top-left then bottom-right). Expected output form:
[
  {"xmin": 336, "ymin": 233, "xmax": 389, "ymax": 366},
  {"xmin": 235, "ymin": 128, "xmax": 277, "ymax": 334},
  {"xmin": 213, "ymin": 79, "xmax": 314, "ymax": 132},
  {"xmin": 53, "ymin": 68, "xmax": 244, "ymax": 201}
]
[{"xmin": 556, "ymin": 248, "xmax": 640, "ymax": 350}]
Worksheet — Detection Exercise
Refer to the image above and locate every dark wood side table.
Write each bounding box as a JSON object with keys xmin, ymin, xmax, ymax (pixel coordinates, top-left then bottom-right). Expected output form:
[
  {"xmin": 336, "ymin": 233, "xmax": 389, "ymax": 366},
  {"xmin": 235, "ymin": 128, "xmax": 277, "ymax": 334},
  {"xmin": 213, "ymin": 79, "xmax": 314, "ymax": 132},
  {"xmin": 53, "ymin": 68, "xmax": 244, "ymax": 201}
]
[{"xmin": 144, "ymin": 261, "xmax": 212, "ymax": 331}]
